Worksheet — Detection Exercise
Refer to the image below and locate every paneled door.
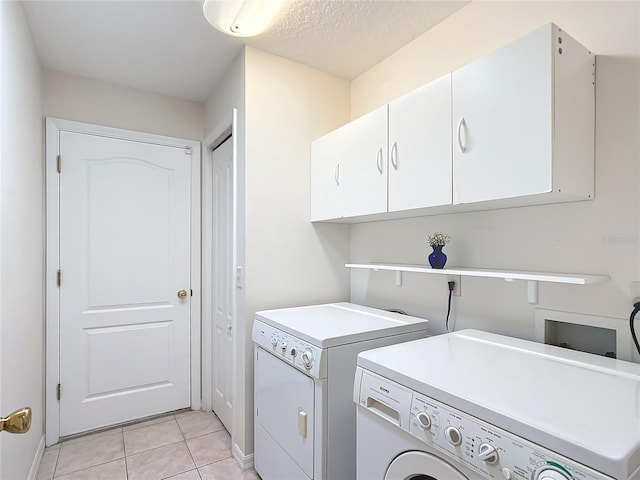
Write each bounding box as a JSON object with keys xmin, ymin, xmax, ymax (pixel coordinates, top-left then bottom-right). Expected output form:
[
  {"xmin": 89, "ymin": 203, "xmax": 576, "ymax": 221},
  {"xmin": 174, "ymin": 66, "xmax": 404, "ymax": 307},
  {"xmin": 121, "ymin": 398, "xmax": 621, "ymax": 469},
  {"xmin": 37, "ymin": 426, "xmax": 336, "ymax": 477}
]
[
  {"xmin": 58, "ymin": 130, "xmax": 192, "ymax": 436},
  {"xmin": 211, "ymin": 137, "xmax": 233, "ymax": 432}
]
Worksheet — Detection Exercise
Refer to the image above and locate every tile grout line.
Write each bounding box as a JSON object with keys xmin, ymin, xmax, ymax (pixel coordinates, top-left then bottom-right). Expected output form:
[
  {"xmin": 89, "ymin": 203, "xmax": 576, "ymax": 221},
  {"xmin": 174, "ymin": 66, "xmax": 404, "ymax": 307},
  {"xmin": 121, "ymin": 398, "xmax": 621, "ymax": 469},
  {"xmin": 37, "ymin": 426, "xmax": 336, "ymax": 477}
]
[
  {"xmin": 45, "ymin": 412, "xmax": 226, "ymax": 479},
  {"xmin": 54, "ymin": 456, "xmax": 126, "ymax": 479},
  {"xmin": 54, "ymin": 431, "xmax": 126, "ymax": 479},
  {"xmin": 178, "ymin": 413, "xmax": 201, "ymax": 477},
  {"xmin": 128, "ymin": 413, "xmax": 196, "ymax": 480},
  {"xmin": 126, "ymin": 439, "xmax": 186, "ymax": 459},
  {"xmin": 51, "ymin": 446, "xmax": 61, "ymax": 479},
  {"xmin": 123, "ymin": 431, "xmax": 130, "ymax": 480}
]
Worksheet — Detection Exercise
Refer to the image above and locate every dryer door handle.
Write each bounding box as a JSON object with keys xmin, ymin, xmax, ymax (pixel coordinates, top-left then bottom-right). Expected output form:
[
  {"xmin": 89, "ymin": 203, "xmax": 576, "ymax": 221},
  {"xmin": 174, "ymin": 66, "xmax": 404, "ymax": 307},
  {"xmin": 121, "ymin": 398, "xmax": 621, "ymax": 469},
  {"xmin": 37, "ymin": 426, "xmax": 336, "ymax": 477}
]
[{"xmin": 298, "ymin": 408, "xmax": 307, "ymax": 438}]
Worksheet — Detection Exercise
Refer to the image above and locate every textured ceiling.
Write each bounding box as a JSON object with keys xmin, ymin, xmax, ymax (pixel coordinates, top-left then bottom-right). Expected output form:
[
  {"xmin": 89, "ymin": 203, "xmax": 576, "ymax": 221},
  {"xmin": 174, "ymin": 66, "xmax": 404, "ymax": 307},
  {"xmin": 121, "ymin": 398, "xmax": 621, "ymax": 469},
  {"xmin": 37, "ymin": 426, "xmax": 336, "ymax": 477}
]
[
  {"xmin": 22, "ymin": 0, "xmax": 468, "ymax": 102},
  {"xmin": 249, "ymin": 0, "xmax": 468, "ymax": 80}
]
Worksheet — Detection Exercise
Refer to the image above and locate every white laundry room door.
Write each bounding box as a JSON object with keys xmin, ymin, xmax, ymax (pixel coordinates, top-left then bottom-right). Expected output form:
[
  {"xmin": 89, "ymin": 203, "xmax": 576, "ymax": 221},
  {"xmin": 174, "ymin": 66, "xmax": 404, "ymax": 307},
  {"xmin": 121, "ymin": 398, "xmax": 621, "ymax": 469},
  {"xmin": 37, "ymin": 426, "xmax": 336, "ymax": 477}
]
[
  {"xmin": 211, "ymin": 136, "xmax": 234, "ymax": 432},
  {"xmin": 58, "ymin": 130, "xmax": 192, "ymax": 436}
]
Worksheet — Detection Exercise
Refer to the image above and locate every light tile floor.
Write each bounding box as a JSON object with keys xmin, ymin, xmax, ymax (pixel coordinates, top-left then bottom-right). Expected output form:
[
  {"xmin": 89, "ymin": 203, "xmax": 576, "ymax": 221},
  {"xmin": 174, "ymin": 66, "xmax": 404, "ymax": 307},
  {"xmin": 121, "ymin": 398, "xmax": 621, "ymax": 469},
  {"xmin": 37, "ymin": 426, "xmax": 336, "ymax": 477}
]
[{"xmin": 36, "ymin": 411, "xmax": 261, "ymax": 480}]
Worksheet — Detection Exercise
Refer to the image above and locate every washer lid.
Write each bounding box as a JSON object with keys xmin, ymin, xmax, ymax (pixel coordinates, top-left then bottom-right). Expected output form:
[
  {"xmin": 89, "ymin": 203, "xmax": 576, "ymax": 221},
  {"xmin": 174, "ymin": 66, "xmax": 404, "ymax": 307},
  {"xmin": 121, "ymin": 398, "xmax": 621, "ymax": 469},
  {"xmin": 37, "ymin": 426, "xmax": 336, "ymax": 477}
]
[
  {"xmin": 357, "ymin": 329, "xmax": 640, "ymax": 479},
  {"xmin": 255, "ymin": 303, "xmax": 428, "ymax": 348}
]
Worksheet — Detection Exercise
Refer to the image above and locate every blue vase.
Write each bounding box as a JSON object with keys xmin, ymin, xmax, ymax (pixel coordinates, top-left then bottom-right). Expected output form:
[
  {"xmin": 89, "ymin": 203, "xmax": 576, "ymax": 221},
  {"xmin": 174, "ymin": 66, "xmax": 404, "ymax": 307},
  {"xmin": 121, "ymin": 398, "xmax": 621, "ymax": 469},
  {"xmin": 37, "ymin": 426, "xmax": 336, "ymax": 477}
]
[{"xmin": 428, "ymin": 244, "xmax": 447, "ymax": 269}]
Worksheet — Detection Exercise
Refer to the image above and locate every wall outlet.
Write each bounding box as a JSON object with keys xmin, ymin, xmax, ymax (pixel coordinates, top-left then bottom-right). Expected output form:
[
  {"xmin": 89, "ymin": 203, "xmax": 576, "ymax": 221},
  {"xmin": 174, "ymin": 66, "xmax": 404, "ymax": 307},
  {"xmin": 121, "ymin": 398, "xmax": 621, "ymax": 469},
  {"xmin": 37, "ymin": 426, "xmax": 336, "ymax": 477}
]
[
  {"xmin": 631, "ymin": 281, "xmax": 640, "ymax": 302},
  {"xmin": 448, "ymin": 275, "xmax": 461, "ymax": 296}
]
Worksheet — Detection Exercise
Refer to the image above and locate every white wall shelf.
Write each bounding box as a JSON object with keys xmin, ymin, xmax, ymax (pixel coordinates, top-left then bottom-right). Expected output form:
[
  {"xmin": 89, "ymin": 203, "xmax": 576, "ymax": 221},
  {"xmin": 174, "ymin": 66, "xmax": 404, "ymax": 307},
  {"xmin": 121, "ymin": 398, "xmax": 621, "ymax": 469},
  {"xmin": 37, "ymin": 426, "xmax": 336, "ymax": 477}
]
[{"xmin": 345, "ymin": 263, "xmax": 610, "ymax": 304}]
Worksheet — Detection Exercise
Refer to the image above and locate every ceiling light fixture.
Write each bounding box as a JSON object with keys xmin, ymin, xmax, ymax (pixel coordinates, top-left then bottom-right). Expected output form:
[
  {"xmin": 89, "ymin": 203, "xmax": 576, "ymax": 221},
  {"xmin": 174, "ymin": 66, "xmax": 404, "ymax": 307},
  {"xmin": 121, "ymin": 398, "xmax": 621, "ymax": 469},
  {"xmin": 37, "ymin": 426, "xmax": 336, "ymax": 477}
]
[{"xmin": 202, "ymin": 0, "xmax": 285, "ymax": 38}]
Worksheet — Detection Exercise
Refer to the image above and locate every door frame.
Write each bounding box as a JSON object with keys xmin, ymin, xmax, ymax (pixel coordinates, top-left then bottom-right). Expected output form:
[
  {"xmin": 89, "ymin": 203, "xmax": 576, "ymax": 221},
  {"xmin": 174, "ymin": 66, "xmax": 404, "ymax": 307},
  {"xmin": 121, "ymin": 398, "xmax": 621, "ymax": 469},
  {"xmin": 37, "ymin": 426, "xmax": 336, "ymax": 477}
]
[
  {"xmin": 201, "ymin": 109, "xmax": 238, "ymax": 417},
  {"xmin": 44, "ymin": 117, "xmax": 201, "ymax": 446}
]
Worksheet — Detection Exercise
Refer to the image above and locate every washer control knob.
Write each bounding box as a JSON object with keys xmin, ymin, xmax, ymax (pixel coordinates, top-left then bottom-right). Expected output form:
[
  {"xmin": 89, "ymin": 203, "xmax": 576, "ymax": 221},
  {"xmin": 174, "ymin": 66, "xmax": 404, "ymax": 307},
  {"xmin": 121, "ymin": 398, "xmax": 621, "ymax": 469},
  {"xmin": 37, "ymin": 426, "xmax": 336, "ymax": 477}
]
[
  {"xmin": 501, "ymin": 468, "xmax": 514, "ymax": 480},
  {"xmin": 533, "ymin": 467, "xmax": 571, "ymax": 480},
  {"xmin": 301, "ymin": 349, "xmax": 314, "ymax": 369},
  {"xmin": 416, "ymin": 412, "xmax": 431, "ymax": 430},
  {"xmin": 290, "ymin": 347, "xmax": 297, "ymax": 357},
  {"xmin": 444, "ymin": 426, "xmax": 462, "ymax": 446},
  {"xmin": 280, "ymin": 342, "xmax": 287, "ymax": 352},
  {"xmin": 478, "ymin": 443, "xmax": 499, "ymax": 465},
  {"xmin": 270, "ymin": 336, "xmax": 278, "ymax": 347}
]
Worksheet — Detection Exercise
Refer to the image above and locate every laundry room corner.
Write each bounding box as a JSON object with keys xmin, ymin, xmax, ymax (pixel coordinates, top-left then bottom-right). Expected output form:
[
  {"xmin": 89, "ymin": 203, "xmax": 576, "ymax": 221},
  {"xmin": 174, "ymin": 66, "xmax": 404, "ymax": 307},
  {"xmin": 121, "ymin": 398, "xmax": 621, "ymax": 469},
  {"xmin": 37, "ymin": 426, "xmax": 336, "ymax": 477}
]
[{"xmin": 348, "ymin": 1, "xmax": 640, "ymax": 352}]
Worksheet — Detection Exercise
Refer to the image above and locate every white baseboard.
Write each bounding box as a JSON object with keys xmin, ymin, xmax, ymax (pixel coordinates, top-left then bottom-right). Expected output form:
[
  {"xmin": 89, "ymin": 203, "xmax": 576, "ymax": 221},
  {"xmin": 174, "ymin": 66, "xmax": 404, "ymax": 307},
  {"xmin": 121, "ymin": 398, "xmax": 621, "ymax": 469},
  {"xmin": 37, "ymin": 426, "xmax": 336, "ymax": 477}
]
[
  {"xmin": 27, "ymin": 435, "xmax": 45, "ymax": 480},
  {"xmin": 232, "ymin": 442, "xmax": 254, "ymax": 470}
]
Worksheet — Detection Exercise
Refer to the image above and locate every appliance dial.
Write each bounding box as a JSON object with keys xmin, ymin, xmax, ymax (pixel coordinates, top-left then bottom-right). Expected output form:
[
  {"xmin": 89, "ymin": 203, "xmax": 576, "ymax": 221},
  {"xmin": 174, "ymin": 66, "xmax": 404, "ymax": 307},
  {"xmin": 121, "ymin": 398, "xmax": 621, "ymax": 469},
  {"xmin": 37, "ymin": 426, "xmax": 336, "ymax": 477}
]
[
  {"xmin": 416, "ymin": 411, "xmax": 431, "ymax": 430},
  {"xmin": 290, "ymin": 347, "xmax": 297, "ymax": 357},
  {"xmin": 501, "ymin": 468, "xmax": 513, "ymax": 480},
  {"xmin": 301, "ymin": 349, "xmax": 314, "ymax": 369},
  {"xmin": 444, "ymin": 426, "xmax": 462, "ymax": 446},
  {"xmin": 533, "ymin": 466, "xmax": 571, "ymax": 480},
  {"xmin": 270, "ymin": 335, "xmax": 278, "ymax": 347},
  {"xmin": 477, "ymin": 443, "xmax": 499, "ymax": 465},
  {"xmin": 280, "ymin": 342, "xmax": 287, "ymax": 352}
]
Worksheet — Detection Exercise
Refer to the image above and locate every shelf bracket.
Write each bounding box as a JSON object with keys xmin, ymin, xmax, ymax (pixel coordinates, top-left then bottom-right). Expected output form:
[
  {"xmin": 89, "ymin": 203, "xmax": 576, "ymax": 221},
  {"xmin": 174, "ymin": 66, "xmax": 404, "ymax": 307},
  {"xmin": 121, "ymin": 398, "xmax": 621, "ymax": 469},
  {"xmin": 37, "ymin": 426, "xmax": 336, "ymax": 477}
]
[
  {"xmin": 395, "ymin": 270, "xmax": 403, "ymax": 287},
  {"xmin": 527, "ymin": 281, "xmax": 539, "ymax": 305},
  {"xmin": 505, "ymin": 277, "xmax": 538, "ymax": 304}
]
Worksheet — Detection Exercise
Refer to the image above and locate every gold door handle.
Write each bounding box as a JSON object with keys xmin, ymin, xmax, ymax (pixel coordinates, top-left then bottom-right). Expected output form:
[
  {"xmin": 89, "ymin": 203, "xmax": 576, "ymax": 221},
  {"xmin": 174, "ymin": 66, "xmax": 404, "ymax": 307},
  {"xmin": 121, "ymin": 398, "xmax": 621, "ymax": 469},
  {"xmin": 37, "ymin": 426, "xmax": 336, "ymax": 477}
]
[
  {"xmin": 177, "ymin": 290, "xmax": 188, "ymax": 300},
  {"xmin": 0, "ymin": 407, "xmax": 31, "ymax": 434}
]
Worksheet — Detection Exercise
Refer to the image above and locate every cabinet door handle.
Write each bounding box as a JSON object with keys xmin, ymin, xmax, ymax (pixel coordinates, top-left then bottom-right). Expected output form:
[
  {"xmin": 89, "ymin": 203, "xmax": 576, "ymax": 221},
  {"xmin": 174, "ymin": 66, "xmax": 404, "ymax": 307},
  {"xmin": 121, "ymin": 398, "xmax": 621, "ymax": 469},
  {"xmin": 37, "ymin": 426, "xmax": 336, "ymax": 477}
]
[
  {"xmin": 457, "ymin": 117, "xmax": 467, "ymax": 153},
  {"xmin": 391, "ymin": 142, "xmax": 398, "ymax": 170},
  {"xmin": 376, "ymin": 147, "xmax": 383, "ymax": 174},
  {"xmin": 334, "ymin": 163, "xmax": 340, "ymax": 185}
]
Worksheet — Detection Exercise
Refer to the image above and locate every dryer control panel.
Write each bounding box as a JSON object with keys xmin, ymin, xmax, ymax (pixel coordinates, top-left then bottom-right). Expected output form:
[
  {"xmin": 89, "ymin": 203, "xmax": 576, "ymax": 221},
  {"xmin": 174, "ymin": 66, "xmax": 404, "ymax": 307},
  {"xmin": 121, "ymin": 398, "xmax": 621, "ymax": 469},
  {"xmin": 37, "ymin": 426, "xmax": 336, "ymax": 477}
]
[
  {"xmin": 253, "ymin": 320, "xmax": 325, "ymax": 379},
  {"xmin": 355, "ymin": 368, "xmax": 613, "ymax": 480}
]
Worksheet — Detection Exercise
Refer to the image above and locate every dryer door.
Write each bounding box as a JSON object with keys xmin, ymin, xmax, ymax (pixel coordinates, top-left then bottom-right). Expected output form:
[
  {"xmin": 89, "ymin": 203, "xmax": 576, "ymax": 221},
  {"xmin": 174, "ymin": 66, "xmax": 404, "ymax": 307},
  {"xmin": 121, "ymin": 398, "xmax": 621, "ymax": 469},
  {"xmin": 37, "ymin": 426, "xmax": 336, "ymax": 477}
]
[
  {"xmin": 385, "ymin": 451, "xmax": 469, "ymax": 480},
  {"xmin": 255, "ymin": 346, "xmax": 315, "ymax": 479}
]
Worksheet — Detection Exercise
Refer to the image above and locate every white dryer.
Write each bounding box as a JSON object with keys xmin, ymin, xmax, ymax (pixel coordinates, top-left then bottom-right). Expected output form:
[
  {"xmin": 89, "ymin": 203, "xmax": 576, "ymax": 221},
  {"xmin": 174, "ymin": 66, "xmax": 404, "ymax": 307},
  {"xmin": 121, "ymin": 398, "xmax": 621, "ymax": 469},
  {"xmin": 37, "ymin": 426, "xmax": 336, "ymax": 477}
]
[
  {"xmin": 354, "ymin": 329, "xmax": 640, "ymax": 480},
  {"xmin": 252, "ymin": 302, "xmax": 429, "ymax": 480}
]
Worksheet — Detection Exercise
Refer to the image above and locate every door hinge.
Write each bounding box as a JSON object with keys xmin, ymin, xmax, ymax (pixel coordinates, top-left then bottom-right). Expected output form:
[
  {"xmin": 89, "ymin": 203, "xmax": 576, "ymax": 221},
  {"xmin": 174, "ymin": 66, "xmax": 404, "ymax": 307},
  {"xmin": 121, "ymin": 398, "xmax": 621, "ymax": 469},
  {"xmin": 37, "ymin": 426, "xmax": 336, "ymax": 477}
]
[
  {"xmin": 56, "ymin": 384, "xmax": 61, "ymax": 401},
  {"xmin": 56, "ymin": 155, "xmax": 61, "ymax": 173},
  {"xmin": 56, "ymin": 270, "xmax": 61, "ymax": 287}
]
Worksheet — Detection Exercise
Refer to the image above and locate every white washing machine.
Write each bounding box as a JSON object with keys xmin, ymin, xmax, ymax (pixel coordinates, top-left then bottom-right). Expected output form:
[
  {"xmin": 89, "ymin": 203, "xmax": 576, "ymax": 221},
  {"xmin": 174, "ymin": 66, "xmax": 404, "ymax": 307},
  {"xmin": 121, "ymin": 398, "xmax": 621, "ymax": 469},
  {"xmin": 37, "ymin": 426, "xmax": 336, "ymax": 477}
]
[
  {"xmin": 252, "ymin": 303, "xmax": 429, "ymax": 480},
  {"xmin": 354, "ymin": 329, "xmax": 640, "ymax": 480}
]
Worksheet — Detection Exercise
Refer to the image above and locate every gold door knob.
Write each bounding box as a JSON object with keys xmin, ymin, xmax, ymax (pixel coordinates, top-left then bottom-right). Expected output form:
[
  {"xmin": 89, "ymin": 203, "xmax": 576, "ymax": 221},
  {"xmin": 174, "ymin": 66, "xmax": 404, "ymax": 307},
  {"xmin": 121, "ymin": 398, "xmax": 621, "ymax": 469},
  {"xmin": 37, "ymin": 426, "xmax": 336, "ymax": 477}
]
[
  {"xmin": 0, "ymin": 407, "xmax": 32, "ymax": 434},
  {"xmin": 177, "ymin": 290, "xmax": 188, "ymax": 300}
]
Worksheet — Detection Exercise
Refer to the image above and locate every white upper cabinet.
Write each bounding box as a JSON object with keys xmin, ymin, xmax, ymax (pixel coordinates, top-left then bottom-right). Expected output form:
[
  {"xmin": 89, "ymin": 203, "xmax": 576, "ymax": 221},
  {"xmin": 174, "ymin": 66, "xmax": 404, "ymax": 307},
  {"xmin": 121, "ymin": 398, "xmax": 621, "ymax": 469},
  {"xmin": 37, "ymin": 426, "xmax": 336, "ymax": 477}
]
[
  {"xmin": 311, "ymin": 23, "xmax": 594, "ymax": 223},
  {"xmin": 310, "ymin": 127, "xmax": 344, "ymax": 222},
  {"xmin": 341, "ymin": 105, "xmax": 388, "ymax": 217},
  {"xmin": 311, "ymin": 105, "xmax": 388, "ymax": 221},
  {"xmin": 388, "ymin": 73, "xmax": 452, "ymax": 212},
  {"xmin": 452, "ymin": 23, "xmax": 594, "ymax": 205}
]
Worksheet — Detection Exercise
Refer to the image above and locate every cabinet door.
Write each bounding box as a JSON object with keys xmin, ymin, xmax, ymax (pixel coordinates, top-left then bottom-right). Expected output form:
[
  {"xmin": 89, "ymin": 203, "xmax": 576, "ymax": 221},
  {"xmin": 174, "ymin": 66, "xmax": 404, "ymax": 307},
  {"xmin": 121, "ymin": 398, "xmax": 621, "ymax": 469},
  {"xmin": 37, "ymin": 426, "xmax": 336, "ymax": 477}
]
[
  {"xmin": 388, "ymin": 73, "xmax": 452, "ymax": 212},
  {"xmin": 342, "ymin": 105, "xmax": 388, "ymax": 217},
  {"xmin": 452, "ymin": 24, "xmax": 553, "ymax": 204},
  {"xmin": 310, "ymin": 127, "xmax": 343, "ymax": 221}
]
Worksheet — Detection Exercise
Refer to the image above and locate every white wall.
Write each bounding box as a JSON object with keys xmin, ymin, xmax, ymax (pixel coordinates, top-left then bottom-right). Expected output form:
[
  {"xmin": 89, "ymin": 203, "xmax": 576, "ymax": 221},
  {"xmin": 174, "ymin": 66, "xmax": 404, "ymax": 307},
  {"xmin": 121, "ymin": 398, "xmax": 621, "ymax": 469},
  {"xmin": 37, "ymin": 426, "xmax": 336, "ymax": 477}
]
[
  {"xmin": 349, "ymin": 2, "xmax": 640, "ymax": 360},
  {"xmin": 0, "ymin": 1, "xmax": 44, "ymax": 478},
  {"xmin": 243, "ymin": 47, "xmax": 351, "ymax": 455},
  {"xmin": 43, "ymin": 69, "xmax": 204, "ymax": 141}
]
